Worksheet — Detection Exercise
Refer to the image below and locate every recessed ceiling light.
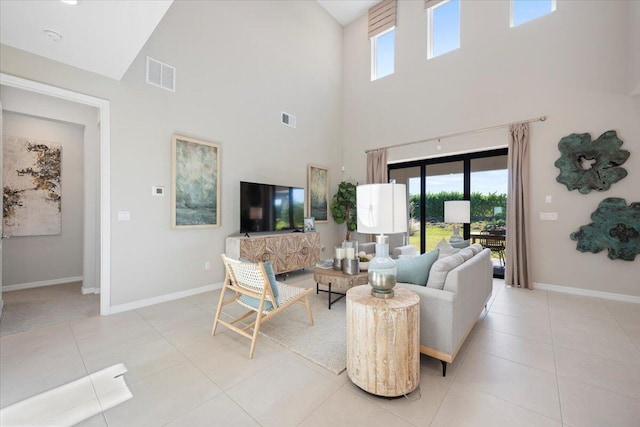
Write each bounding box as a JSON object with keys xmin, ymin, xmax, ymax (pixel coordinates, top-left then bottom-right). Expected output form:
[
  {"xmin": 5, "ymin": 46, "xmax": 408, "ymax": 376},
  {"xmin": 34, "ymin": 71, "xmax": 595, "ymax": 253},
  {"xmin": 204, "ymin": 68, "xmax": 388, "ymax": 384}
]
[
  {"xmin": 60, "ymin": 0, "xmax": 79, "ymax": 5},
  {"xmin": 44, "ymin": 29, "xmax": 63, "ymax": 42}
]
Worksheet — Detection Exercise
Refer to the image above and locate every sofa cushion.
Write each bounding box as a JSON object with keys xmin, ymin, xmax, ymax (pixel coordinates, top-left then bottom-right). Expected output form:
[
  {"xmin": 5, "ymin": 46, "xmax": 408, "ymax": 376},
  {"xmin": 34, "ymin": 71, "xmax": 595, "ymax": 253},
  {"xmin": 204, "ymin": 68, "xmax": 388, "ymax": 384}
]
[
  {"xmin": 458, "ymin": 247, "xmax": 475, "ymax": 261},
  {"xmin": 396, "ymin": 249, "xmax": 439, "ymax": 286},
  {"xmin": 426, "ymin": 254, "xmax": 466, "ymax": 290},
  {"xmin": 436, "ymin": 238, "xmax": 460, "ymax": 259},
  {"xmin": 469, "ymin": 243, "xmax": 484, "ymax": 255},
  {"xmin": 450, "ymin": 239, "xmax": 471, "ymax": 248}
]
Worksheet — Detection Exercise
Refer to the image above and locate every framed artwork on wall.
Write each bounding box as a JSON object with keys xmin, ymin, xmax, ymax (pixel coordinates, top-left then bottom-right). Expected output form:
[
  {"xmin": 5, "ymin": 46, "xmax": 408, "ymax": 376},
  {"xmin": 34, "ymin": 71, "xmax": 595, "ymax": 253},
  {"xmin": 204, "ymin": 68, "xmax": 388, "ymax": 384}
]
[
  {"xmin": 3, "ymin": 136, "xmax": 62, "ymax": 236},
  {"xmin": 308, "ymin": 164, "xmax": 329, "ymax": 222},
  {"xmin": 172, "ymin": 134, "xmax": 221, "ymax": 229}
]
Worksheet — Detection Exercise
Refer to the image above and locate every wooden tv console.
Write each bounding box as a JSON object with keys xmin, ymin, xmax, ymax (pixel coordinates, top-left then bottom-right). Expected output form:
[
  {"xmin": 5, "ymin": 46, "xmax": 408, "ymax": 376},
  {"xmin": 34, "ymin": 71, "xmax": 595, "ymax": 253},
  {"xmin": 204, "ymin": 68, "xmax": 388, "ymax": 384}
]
[{"xmin": 225, "ymin": 232, "xmax": 321, "ymax": 275}]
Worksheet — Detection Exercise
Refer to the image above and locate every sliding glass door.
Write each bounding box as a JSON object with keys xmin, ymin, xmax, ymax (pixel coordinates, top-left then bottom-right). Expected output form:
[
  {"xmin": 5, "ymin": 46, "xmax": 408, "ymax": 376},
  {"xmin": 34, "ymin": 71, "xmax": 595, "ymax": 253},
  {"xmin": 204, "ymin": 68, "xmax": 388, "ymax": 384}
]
[{"xmin": 389, "ymin": 148, "xmax": 508, "ymax": 277}]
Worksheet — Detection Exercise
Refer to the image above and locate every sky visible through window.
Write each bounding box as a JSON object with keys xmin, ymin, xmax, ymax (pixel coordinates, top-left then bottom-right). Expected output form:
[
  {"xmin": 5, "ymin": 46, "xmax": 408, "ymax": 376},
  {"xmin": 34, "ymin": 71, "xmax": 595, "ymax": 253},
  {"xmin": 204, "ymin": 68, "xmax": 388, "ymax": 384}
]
[
  {"xmin": 512, "ymin": 0, "xmax": 554, "ymax": 27},
  {"xmin": 432, "ymin": 0, "xmax": 460, "ymax": 58},
  {"xmin": 376, "ymin": 29, "xmax": 395, "ymax": 79},
  {"xmin": 409, "ymin": 170, "xmax": 508, "ymax": 195}
]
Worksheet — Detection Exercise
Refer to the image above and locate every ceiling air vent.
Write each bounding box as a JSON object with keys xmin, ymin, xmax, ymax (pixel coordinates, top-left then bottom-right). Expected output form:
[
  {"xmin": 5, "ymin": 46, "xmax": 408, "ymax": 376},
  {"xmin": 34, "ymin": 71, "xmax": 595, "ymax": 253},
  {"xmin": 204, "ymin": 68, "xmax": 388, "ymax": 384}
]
[
  {"xmin": 146, "ymin": 57, "xmax": 175, "ymax": 92},
  {"xmin": 281, "ymin": 111, "xmax": 296, "ymax": 128}
]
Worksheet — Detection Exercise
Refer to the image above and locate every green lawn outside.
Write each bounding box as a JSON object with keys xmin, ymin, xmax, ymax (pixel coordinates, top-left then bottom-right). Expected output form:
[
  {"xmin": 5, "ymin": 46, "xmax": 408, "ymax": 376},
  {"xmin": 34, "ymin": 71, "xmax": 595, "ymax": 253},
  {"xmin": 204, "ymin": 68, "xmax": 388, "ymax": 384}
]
[{"xmin": 408, "ymin": 223, "xmax": 502, "ymax": 260}]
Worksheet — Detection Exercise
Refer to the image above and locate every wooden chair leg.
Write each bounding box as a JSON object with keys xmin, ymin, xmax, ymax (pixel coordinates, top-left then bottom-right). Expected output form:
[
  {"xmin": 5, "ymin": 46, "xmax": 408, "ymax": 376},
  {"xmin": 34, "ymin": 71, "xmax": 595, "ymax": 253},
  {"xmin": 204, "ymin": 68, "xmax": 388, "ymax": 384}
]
[
  {"xmin": 304, "ymin": 295, "xmax": 314, "ymax": 326},
  {"xmin": 249, "ymin": 311, "xmax": 264, "ymax": 359},
  {"xmin": 211, "ymin": 278, "xmax": 229, "ymax": 336}
]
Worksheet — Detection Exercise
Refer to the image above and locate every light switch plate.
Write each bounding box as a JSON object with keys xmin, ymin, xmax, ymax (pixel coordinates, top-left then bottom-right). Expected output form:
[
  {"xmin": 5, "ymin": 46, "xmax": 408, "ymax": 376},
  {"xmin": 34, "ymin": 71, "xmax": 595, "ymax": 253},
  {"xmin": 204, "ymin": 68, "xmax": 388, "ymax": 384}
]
[
  {"xmin": 545, "ymin": 195, "xmax": 552, "ymax": 203},
  {"xmin": 118, "ymin": 211, "xmax": 130, "ymax": 221},
  {"xmin": 540, "ymin": 212, "xmax": 558, "ymax": 221}
]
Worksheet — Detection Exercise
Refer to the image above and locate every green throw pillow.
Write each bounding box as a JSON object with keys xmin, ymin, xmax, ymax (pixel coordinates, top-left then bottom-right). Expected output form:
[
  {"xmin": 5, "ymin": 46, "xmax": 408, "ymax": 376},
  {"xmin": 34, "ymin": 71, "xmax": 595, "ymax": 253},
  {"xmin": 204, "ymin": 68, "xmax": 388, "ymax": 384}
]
[
  {"xmin": 396, "ymin": 249, "xmax": 440, "ymax": 286},
  {"xmin": 451, "ymin": 239, "xmax": 471, "ymax": 249}
]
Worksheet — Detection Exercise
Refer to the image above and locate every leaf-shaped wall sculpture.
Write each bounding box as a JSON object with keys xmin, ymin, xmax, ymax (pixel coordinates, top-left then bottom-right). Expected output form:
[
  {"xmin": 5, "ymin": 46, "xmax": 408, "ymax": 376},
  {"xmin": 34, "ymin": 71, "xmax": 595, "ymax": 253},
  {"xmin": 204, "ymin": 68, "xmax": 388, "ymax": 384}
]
[
  {"xmin": 555, "ymin": 130, "xmax": 629, "ymax": 194},
  {"xmin": 570, "ymin": 198, "xmax": 640, "ymax": 261}
]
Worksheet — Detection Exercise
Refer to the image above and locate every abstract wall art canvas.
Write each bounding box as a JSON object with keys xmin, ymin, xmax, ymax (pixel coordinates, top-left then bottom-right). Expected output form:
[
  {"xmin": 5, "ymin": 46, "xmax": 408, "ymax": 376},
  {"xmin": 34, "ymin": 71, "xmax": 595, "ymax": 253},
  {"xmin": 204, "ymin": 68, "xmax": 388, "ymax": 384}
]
[
  {"xmin": 2, "ymin": 136, "xmax": 62, "ymax": 236},
  {"xmin": 308, "ymin": 164, "xmax": 329, "ymax": 222},
  {"xmin": 172, "ymin": 134, "xmax": 221, "ymax": 229}
]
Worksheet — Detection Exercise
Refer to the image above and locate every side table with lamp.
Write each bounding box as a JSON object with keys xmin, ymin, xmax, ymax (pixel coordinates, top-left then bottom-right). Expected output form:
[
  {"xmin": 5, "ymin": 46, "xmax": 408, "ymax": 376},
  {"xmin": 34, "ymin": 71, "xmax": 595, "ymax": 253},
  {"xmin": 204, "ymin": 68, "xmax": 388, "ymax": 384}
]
[{"xmin": 345, "ymin": 183, "xmax": 420, "ymax": 396}]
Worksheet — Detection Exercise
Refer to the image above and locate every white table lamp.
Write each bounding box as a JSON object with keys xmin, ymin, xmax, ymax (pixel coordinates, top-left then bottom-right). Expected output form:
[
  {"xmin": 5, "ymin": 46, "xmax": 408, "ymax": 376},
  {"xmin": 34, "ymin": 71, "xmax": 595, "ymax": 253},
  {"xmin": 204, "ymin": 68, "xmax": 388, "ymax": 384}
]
[
  {"xmin": 444, "ymin": 200, "xmax": 470, "ymax": 243},
  {"xmin": 356, "ymin": 183, "xmax": 407, "ymax": 298}
]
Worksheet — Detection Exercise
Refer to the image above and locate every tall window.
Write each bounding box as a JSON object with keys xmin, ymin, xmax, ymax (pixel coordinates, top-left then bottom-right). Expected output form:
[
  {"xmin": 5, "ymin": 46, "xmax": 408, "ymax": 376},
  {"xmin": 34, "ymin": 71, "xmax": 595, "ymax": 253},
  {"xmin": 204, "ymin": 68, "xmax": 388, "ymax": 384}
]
[
  {"xmin": 427, "ymin": 0, "xmax": 460, "ymax": 59},
  {"xmin": 511, "ymin": 0, "xmax": 556, "ymax": 27},
  {"xmin": 389, "ymin": 149, "xmax": 508, "ymax": 278},
  {"xmin": 371, "ymin": 28, "xmax": 395, "ymax": 81},
  {"xmin": 369, "ymin": 0, "xmax": 397, "ymax": 81}
]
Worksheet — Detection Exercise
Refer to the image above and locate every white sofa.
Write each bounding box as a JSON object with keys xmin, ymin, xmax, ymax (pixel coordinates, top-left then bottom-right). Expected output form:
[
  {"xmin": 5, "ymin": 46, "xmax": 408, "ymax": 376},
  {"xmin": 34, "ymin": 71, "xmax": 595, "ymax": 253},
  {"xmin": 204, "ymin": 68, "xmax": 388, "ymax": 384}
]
[{"xmin": 396, "ymin": 248, "xmax": 493, "ymax": 376}]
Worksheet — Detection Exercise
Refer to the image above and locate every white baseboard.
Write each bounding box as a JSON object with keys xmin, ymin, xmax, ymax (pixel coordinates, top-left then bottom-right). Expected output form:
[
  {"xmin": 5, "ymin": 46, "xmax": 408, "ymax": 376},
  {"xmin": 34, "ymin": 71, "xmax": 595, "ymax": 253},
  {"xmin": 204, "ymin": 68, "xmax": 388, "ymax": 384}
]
[
  {"xmin": 81, "ymin": 287, "xmax": 101, "ymax": 295},
  {"xmin": 109, "ymin": 282, "xmax": 223, "ymax": 314},
  {"xmin": 2, "ymin": 276, "xmax": 84, "ymax": 293},
  {"xmin": 534, "ymin": 282, "xmax": 640, "ymax": 304}
]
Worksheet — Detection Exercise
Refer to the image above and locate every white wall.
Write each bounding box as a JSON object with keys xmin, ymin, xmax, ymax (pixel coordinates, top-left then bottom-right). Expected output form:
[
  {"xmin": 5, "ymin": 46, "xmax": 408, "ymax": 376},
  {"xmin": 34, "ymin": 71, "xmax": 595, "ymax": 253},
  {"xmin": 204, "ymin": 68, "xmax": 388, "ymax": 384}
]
[
  {"xmin": 630, "ymin": 0, "xmax": 640, "ymax": 95},
  {"xmin": 1, "ymin": 86, "xmax": 101, "ymax": 291},
  {"xmin": 2, "ymin": 112, "xmax": 84, "ymax": 285},
  {"xmin": 0, "ymin": 1, "xmax": 344, "ymax": 307},
  {"xmin": 343, "ymin": 1, "xmax": 640, "ymax": 297}
]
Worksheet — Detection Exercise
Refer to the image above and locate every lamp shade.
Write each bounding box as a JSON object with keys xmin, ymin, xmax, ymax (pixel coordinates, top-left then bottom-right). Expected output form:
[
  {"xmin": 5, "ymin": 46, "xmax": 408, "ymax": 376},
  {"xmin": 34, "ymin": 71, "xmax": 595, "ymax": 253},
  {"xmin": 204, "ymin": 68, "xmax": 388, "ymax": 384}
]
[
  {"xmin": 444, "ymin": 200, "xmax": 470, "ymax": 224},
  {"xmin": 356, "ymin": 183, "xmax": 408, "ymax": 234}
]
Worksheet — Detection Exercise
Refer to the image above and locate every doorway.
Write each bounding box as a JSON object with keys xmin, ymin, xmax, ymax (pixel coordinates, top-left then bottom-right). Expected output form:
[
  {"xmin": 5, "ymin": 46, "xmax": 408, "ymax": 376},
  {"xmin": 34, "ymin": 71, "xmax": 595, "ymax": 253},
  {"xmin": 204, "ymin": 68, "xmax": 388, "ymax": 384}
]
[
  {"xmin": 389, "ymin": 148, "xmax": 508, "ymax": 278},
  {"xmin": 0, "ymin": 73, "xmax": 111, "ymax": 316}
]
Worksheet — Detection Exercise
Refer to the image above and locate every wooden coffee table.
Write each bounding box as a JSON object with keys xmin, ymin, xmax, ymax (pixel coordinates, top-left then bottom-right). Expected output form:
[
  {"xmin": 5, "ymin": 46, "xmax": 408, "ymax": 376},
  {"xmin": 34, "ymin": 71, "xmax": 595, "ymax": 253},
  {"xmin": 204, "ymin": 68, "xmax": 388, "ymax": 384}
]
[{"xmin": 313, "ymin": 268, "xmax": 368, "ymax": 309}]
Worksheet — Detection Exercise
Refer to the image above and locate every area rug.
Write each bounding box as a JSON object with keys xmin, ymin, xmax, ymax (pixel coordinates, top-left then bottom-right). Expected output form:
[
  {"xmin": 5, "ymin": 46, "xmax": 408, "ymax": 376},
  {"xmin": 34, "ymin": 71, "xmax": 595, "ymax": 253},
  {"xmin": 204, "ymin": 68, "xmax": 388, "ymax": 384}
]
[{"xmin": 223, "ymin": 277, "xmax": 348, "ymax": 375}]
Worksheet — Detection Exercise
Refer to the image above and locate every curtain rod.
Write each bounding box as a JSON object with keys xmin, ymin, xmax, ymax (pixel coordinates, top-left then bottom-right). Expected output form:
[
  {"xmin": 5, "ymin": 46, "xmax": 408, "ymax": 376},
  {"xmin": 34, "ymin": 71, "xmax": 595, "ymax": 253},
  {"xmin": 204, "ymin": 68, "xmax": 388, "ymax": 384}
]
[{"xmin": 364, "ymin": 115, "xmax": 547, "ymax": 154}]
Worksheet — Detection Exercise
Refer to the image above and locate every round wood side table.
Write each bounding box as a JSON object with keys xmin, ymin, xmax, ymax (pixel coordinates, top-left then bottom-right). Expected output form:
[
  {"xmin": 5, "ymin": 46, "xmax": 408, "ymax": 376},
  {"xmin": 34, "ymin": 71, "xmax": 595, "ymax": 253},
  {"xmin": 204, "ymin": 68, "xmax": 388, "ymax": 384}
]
[{"xmin": 346, "ymin": 285, "xmax": 420, "ymax": 397}]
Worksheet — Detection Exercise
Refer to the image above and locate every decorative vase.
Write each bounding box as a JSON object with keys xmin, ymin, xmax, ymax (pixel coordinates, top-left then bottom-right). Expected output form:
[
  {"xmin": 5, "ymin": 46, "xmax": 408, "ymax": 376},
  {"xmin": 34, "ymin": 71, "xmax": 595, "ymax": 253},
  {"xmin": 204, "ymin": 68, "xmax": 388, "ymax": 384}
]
[
  {"xmin": 367, "ymin": 235, "xmax": 397, "ymax": 298},
  {"xmin": 342, "ymin": 258, "xmax": 359, "ymax": 275}
]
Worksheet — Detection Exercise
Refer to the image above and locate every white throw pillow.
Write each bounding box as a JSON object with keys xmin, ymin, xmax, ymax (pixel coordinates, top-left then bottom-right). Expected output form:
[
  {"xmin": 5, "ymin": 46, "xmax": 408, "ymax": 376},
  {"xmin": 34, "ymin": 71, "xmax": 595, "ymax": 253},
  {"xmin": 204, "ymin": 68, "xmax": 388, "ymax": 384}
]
[
  {"xmin": 469, "ymin": 243, "xmax": 484, "ymax": 255},
  {"xmin": 426, "ymin": 254, "xmax": 465, "ymax": 290},
  {"xmin": 435, "ymin": 238, "xmax": 460, "ymax": 259},
  {"xmin": 458, "ymin": 247, "xmax": 475, "ymax": 261}
]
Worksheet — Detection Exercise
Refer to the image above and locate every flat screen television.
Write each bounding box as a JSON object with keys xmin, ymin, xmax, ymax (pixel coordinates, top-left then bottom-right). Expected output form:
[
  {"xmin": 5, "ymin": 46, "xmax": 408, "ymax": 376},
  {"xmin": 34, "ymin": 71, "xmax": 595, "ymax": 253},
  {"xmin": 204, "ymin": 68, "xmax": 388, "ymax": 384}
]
[{"xmin": 240, "ymin": 181, "xmax": 305, "ymax": 233}]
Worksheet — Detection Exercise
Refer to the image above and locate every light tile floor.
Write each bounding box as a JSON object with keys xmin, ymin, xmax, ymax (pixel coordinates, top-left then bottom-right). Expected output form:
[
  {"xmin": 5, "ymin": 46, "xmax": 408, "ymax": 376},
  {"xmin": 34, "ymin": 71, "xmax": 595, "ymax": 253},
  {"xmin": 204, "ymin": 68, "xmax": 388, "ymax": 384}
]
[{"xmin": 1, "ymin": 275, "xmax": 639, "ymax": 426}]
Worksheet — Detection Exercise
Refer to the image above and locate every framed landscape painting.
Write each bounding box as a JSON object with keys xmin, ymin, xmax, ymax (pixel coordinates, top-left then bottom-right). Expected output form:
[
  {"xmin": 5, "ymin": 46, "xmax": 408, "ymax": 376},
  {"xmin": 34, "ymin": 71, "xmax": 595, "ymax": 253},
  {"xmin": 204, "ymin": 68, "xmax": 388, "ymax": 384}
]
[
  {"xmin": 308, "ymin": 164, "xmax": 328, "ymax": 223},
  {"xmin": 172, "ymin": 134, "xmax": 221, "ymax": 229}
]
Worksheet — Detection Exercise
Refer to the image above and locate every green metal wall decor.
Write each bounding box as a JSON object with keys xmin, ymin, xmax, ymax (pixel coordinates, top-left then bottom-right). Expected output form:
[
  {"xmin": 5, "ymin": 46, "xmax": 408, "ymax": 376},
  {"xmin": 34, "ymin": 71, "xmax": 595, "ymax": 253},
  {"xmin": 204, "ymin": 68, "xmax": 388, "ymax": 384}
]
[
  {"xmin": 555, "ymin": 130, "xmax": 629, "ymax": 194},
  {"xmin": 570, "ymin": 198, "xmax": 640, "ymax": 261}
]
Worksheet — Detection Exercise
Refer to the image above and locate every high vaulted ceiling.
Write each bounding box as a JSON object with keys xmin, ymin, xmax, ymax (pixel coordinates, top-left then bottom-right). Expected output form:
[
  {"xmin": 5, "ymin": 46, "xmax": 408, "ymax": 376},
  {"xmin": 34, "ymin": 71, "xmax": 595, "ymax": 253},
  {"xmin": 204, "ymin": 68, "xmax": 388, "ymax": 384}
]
[{"xmin": 0, "ymin": 0, "xmax": 378, "ymax": 81}]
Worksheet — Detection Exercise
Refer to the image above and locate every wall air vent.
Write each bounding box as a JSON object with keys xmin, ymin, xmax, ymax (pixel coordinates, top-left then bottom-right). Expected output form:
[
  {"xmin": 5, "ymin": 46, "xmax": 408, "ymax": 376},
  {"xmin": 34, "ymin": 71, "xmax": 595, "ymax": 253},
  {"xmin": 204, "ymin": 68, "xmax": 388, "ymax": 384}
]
[
  {"xmin": 146, "ymin": 57, "xmax": 175, "ymax": 92},
  {"xmin": 281, "ymin": 111, "xmax": 296, "ymax": 128}
]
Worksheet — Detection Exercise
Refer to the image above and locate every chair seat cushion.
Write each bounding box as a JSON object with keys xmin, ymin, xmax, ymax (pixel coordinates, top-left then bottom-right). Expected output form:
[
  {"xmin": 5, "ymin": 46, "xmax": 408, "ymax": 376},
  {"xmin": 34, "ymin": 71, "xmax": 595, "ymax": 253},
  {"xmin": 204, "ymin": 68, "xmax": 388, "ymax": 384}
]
[{"xmin": 238, "ymin": 259, "xmax": 279, "ymax": 310}]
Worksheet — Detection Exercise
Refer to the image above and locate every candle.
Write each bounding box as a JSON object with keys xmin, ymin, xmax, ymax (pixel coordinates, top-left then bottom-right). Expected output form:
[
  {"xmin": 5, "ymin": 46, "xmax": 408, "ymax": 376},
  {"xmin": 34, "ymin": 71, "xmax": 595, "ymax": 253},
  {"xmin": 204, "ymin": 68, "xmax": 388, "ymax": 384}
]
[{"xmin": 346, "ymin": 248, "xmax": 355, "ymax": 259}]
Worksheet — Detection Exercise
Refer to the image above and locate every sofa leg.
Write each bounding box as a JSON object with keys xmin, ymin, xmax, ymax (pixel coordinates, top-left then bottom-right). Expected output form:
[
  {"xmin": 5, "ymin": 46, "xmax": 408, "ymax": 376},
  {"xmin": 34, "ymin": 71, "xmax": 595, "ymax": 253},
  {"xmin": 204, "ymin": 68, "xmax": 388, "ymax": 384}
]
[{"xmin": 441, "ymin": 361, "xmax": 447, "ymax": 377}]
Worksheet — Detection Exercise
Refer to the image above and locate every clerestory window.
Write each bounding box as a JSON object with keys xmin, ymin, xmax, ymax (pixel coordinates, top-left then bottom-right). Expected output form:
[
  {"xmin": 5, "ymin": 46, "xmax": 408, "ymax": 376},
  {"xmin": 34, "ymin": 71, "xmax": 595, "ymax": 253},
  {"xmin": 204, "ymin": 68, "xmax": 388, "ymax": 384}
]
[{"xmin": 426, "ymin": 0, "xmax": 460, "ymax": 60}]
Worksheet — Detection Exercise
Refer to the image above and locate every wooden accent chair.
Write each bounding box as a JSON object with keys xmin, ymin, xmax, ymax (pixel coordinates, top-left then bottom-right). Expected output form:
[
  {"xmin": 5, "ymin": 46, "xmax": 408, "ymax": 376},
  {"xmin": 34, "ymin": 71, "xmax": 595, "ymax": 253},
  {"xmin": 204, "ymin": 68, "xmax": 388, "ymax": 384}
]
[{"xmin": 212, "ymin": 255, "xmax": 314, "ymax": 358}]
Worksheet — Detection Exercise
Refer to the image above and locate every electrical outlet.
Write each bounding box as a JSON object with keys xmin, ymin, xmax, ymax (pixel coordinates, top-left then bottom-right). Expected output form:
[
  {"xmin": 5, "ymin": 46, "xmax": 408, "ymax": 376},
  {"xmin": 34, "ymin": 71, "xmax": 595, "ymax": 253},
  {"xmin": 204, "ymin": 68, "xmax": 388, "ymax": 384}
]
[{"xmin": 205, "ymin": 262, "xmax": 211, "ymax": 270}]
